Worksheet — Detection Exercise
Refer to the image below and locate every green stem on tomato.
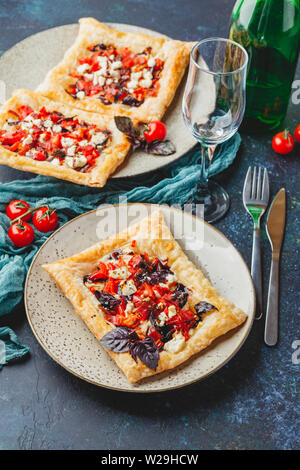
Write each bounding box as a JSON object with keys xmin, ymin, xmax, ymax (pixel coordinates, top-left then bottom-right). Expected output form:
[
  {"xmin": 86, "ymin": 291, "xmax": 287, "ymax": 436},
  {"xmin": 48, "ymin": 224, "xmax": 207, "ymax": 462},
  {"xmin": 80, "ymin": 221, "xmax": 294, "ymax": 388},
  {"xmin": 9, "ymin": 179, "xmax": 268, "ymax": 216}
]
[{"xmin": 10, "ymin": 205, "xmax": 49, "ymax": 225}]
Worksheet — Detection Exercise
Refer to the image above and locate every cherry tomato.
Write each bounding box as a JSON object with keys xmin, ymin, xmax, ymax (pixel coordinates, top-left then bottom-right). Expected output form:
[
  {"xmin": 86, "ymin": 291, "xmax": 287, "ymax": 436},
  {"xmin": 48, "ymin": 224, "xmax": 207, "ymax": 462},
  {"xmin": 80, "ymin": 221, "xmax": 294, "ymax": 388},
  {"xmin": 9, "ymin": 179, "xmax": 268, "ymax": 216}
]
[
  {"xmin": 272, "ymin": 130, "xmax": 294, "ymax": 155},
  {"xmin": 144, "ymin": 121, "xmax": 167, "ymax": 143},
  {"xmin": 32, "ymin": 207, "xmax": 58, "ymax": 233},
  {"xmin": 6, "ymin": 200, "xmax": 31, "ymax": 222},
  {"xmin": 294, "ymin": 125, "xmax": 300, "ymax": 143},
  {"xmin": 8, "ymin": 221, "xmax": 34, "ymax": 248}
]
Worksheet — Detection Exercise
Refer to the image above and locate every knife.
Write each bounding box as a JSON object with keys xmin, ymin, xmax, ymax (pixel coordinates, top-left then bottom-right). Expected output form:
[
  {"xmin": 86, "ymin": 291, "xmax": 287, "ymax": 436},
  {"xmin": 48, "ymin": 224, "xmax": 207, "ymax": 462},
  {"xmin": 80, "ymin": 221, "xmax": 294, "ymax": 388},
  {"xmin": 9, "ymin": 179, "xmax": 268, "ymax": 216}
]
[{"xmin": 264, "ymin": 188, "xmax": 286, "ymax": 346}]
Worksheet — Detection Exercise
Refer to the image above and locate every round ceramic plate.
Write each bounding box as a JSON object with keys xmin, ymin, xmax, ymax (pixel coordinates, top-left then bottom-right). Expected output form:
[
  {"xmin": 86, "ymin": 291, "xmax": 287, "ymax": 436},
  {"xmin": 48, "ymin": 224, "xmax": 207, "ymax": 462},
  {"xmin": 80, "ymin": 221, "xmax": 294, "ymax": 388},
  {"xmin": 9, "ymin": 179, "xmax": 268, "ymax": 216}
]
[
  {"xmin": 25, "ymin": 204, "xmax": 255, "ymax": 392},
  {"xmin": 0, "ymin": 23, "xmax": 196, "ymax": 179}
]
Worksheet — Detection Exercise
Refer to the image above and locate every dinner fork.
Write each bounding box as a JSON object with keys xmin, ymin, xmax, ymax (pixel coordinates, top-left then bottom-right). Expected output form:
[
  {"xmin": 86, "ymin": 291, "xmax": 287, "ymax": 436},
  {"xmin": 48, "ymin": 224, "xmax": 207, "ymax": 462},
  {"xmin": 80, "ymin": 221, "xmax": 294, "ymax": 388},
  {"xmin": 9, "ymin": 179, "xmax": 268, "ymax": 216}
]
[{"xmin": 243, "ymin": 167, "xmax": 269, "ymax": 320}]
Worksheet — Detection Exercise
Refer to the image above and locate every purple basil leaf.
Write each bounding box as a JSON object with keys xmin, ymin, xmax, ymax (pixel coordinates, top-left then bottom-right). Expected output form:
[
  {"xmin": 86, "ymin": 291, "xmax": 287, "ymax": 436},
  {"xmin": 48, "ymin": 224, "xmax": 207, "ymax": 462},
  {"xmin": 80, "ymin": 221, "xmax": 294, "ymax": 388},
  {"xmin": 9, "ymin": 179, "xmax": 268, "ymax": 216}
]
[
  {"xmin": 145, "ymin": 139, "xmax": 176, "ymax": 156},
  {"xmin": 100, "ymin": 326, "xmax": 131, "ymax": 352},
  {"xmin": 114, "ymin": 116, "xmax": 137, "ymax": 137},
  {"xmin": 94, "ymin": 290, "xmax": 121, "ymax": 311},
  {"xmin": 194, "ymin": 301, "xmax": 218, "ymax": 321},
  {"xmin": 122, "ymin": 96, "xmax": 143, "ymax": 107},
  {"xmin": 171, "ymin": 283, "xmax": 189, "ymax": 308},
  {"xmin": 129, "ymin": 336, "xmax": 159, "ymax": 370}
]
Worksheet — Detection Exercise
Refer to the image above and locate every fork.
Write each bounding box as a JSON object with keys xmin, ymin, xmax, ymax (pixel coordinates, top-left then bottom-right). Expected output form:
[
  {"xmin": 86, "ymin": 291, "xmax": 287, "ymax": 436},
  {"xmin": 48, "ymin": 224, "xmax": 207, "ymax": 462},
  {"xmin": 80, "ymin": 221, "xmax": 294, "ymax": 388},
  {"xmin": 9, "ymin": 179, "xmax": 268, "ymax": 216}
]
[{"xmin": 243, "ymin": 167, "xmax": 269, "ymax": 320}]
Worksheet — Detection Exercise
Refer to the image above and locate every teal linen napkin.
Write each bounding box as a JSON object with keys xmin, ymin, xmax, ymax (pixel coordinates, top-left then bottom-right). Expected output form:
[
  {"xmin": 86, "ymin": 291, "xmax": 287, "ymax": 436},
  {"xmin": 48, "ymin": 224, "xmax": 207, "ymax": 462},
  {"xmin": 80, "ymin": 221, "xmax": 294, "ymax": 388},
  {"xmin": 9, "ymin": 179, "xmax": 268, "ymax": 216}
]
[
  {"xmin": 0, "ymin": 327, "xmax": 30, "ymax": 369},
  {"xmin": 0, "ymin": 134, "xmax": 241, "ymax": 367}
]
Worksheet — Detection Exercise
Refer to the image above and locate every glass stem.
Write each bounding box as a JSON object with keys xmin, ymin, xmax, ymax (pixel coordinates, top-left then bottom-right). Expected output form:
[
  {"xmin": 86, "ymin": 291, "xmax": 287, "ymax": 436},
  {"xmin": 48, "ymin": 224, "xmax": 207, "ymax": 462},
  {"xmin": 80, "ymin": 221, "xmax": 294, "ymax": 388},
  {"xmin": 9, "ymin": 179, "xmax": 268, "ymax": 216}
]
[{"xmin": 198, "ymin": 144, "xmax": 216, "ymax": 189}]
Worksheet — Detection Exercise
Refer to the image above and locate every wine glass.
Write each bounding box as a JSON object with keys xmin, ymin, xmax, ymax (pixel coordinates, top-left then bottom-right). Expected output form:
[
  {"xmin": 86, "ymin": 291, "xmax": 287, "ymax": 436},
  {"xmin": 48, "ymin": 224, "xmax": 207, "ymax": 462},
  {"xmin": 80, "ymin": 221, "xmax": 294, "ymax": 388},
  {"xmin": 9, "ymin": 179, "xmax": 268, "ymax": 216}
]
[{"xmin": 182, "ymin": 38, "xmax": 248, "ymax": 223}]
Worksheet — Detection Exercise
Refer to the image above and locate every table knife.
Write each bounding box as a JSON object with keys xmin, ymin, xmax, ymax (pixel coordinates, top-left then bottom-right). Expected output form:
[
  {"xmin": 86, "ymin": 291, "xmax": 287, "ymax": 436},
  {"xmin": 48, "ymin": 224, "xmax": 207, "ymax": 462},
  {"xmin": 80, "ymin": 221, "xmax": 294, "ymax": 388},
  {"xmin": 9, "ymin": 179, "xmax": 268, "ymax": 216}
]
[{"xmin": 264, "ymin": 188, "xmax": 286, "ymax": 346}]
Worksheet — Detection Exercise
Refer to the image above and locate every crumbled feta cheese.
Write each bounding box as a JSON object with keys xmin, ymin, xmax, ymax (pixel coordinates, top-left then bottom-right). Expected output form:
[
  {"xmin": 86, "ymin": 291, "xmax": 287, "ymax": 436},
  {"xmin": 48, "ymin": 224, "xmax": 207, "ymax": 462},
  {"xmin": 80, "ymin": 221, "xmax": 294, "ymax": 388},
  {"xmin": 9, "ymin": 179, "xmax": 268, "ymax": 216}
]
[
  {"xmin": 77, "ymin": 63, "xmax": 90, "ymax": 74},
  {"xmin": 43, "ymin": 119, "xmax": 52, "ymax": 129},
  {"xmin": 109, "ymin": 266, "xmax": 131, "ymax": 280},
  {"xmin": 33, "ymin": 119, "xmax": 42, "ymax": 126},
  {"xmin": 85, "ymin": 73, "xmax": 94, "ymax": 80},
  {"xmin": 110, "ymin": 60, "xmax": 122, "ymax": 70},
  {"xmin": 140, "ymin": 78, "xmax": 152, "ymax": 88},
  {"xmin": 76, "ymin": 91, "xmax": 85, "ymax": 100},
  {"xmin": 110, "ymin": 69, "xmax": 120, "ymax": 78},
  {"xmin": 73, "ymin": 154, "xmax": 87, "ymax": 168},
  {"xmin": 67, "ymin": 145, "xmax": 76, "ymax": 156},
  {"xmin": 147, "ymin": 57, "xmax": 156, "ymax": 67},
  {"xmin": 157, "ymin": 311, "xmax": 168, "ymax": 327},
  {"xmin": 61, "ymin": 137, "xmax": 75, "ymax": 147},
  {"xmin": 39, "ymin": 132, "xmax": 47, "ymax": 143},
  {"xmin": 166, "ymin": 273, "xmax": 176, "ymax": 284},
  {"xmin": 21, "ymin": 121, "xmax": 33, "ymax": 130},
  {"xmin": 78, "ymin": 139, "xmax": 88, "ymax": 147},
  {"xmin": 98, "ymin": 56, "xmax": 108, "ymax": 67},
  {"xmin": 126, "ymin": 80, "xmax": 138, "ymax": 92},
  {"xmin": 131, "ymin": 71, "xmax": 142, "ymax": 81},
  {"xmin": 120, "ymin": 279, "xmax": 137, "ymax": 296},
  {"xmin": 158, "ymin": 302, "xmax": 165, "ymax": 310},
  {"xmin": 52, "ymin": 124, "xmax": 62, "ymax": 133},
  {"xmin": 97, "ymin": 76, "xmax": 106, "ymax": 87},
  {"xmin": 164, "ymin": 333, "xmax": 186, "ymax": 353},
  {"xmin": 106, "ymin": 78, "xmax": 113, "ymax": 85},
  {"xmin": 51, "ymin": 158, "xmax": 61, "ymax": 166},
  {"xmin": 91, "ymin": 132, "xmax": 107, "ymax": 146},
  {"xmin": 125, "ymin": 301, "xmax": 134, "ymax": 315},
  {"xmin": 168, "ymin": 305, "xmax": 177, "ymax": 318},
  {"xmin": 23, "ymin": 135, "xmax": 33, "ymax": 146},
  {"xmin": 65, "ymin": 156, "xmax": 74, "ymax": 168}
]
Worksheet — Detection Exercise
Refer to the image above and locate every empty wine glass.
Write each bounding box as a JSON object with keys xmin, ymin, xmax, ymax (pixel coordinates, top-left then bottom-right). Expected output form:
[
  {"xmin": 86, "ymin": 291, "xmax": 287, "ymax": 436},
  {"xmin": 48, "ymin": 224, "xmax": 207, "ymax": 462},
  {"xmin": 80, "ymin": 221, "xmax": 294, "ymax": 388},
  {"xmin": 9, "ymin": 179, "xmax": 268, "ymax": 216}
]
[{"xmin": 182, "ymin": 38, "xmax": 248, "ymax": 223}]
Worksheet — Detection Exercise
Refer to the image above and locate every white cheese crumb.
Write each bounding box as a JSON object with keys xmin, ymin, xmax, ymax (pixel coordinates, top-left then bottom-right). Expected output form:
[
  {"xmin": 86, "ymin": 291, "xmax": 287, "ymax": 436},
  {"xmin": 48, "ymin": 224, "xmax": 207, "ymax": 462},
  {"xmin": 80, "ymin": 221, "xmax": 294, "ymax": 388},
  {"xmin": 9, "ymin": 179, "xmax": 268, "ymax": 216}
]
[
  {"xmin": 120, "ymin": 279, "xmax": 137, "ymax": 296},
  {"xmin": 51, "ymin": 158, "xmax": 61, "ymax": 166},
  {"xmin": 73, "ymin": 154, "xmax": 87, "ymax": 168},
  {"xmin": 78, "ymin": 139, "xmax": 88, "ymax": 147},
  {"xmin": 52, "ymin": 124, "xmax": 62, "ymax": 133},
  {"xmin": 23, "ymin": 135, "xmax": 33, "ymax": 146},
  {"xmin": 147, "ymin": 57, "xmax": 156, "ymax": 67},
  {"xmin": 91, "ymin": 132, "xmax": 107, "ymax": 146},
  {"xmin": 140, "ymin": 78, "xmax": 152, "ymax": 88},
  {"xmin": 157, "ymin": 311, "xmax": 168, "ymax": 327},
  {"xmin": 168, "ymin": 305, "xmax": 177, "ymax": 318},
  {"xmin": 77, "ymin": 63, "xmax": 90, "ymax": 74},
  {"xmin": 164, "ymin": 333, "xmax": 186, "ymax": 353},
  {"xmin": 110, "ymin": 60, "xmax": 122, "ymax": 70},
  {"xmin": 43, "ymin": 119, "xmax": 52, "ymax": 128},
  {"xmin": 109, "ymin": 266, "xmax": 131, "ymax": 280},
  {"xmin": 76, "ymin": 91, "xmax": 85, "ymax": 100},
  {"xmin": 66, "ymin": 145, "xmax": 76, "ymax": 156},
  {"xmin": 166, "ymin": 273, "xmax": 176, "ymax": 284},
  {"xmin": 61, "ymin": 137, "xmax": 75, "ymax": 147},
  {"xmin": 125, "ymin": 301, "xmax": 134, "ymax": 316},
  {"xmin": 106, "ymin": 78, "xmax": 113, "ymax": 85}
]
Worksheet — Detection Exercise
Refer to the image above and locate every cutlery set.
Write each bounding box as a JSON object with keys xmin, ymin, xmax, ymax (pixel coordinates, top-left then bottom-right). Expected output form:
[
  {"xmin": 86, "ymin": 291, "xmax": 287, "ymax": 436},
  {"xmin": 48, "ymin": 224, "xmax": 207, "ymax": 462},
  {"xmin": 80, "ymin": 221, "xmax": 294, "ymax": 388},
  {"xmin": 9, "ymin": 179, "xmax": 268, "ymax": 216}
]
[{"xmin": 243, "ymin": 167, "xmax": 286, "ymax": 346}]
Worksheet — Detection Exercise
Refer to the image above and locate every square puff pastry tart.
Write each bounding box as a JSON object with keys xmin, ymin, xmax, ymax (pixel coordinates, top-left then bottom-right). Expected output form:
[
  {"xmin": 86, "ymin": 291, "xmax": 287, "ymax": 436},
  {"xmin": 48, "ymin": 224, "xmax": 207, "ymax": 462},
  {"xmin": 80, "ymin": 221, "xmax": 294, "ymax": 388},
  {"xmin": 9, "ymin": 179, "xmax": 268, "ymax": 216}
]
[
  {"xmin": 0, "ymin": 89, "xmax": 130, "ymax": 187},
  {"xmin": 42, "ymin": 210, "xmax": 247, "ymax": 384},
  {"xmin": 37, "ymin": 17, "xmax": 194, "ymax": 121}
]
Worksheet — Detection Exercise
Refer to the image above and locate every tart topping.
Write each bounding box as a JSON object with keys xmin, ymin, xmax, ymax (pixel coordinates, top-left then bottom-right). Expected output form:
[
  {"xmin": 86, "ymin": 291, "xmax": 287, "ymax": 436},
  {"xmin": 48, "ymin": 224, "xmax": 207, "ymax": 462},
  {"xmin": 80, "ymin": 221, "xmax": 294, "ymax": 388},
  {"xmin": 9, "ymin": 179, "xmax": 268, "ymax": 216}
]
[
  {"xmin": 66, "ymin": 44, "xmax": 164, "ymax": 107},
  {"xmin": 0, "ymin": 105, "xmax": 112, "ymax": 171},
  {"xmin": 84, "ymin": 246, "xmax": 218, "ymax": 369}
]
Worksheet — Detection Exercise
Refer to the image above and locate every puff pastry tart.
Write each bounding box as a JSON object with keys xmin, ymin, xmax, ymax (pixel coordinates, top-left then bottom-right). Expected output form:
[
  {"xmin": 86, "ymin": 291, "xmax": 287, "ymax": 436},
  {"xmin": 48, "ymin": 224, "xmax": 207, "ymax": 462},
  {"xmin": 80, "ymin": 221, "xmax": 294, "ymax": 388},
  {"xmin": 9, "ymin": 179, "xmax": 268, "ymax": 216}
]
[
  {"xmin": 43, "ymin": 210, "xmax": 247, "ymax": 383},
  {"xmin": 37, "ymin": 18, "xmax": 194, "ymax": 121},
  {"xmin": 0, "ymin": 89, "xmax": 130, "ymax": 186}
]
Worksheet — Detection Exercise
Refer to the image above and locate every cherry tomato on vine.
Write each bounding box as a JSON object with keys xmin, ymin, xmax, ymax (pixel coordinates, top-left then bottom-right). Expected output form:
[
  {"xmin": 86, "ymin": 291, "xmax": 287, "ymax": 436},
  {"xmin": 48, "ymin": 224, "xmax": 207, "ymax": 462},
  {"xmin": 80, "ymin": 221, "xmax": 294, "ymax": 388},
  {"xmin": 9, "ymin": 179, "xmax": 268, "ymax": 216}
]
[
  {"xmin": 8, "ymin": 220, "xmax": 34, "ymax": 247},
  {"xmin": 32, "ymin": 207, "xmax": 58, "ymax": 233},
  {"xmin": 144, "ymin": 121, "xmax": 167, "ymax": 143},
  {"xmin": 294, "ymin": 125, "xmax": 300, "ymax": 144},
  {"xmin": 6, "ymin": 200, "xmax": 31, "ymax": 222},
  {"xmin": 272, "ymin": 130, "xmax": 294, "ymax": 155}
]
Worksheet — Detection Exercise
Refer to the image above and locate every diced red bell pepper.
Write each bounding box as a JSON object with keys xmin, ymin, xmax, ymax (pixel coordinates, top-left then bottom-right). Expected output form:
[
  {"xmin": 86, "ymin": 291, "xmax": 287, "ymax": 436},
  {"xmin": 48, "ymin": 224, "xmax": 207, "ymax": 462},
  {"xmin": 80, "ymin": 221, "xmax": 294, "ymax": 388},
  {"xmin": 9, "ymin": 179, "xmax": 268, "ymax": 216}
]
[
  {"xmin": 0, "ymin": 130, "xmax": 27, "ymax": 145},
  {"xmin": 104, "ymin": 277, "xmax": 119, "ymax": 295},
  {"xmin": 34, "ymin": 151, "xmax": 47, "ymax": 161},
  {"xmin": 17, "ymin": 105, "xmax": 34, "ymax": 119}
]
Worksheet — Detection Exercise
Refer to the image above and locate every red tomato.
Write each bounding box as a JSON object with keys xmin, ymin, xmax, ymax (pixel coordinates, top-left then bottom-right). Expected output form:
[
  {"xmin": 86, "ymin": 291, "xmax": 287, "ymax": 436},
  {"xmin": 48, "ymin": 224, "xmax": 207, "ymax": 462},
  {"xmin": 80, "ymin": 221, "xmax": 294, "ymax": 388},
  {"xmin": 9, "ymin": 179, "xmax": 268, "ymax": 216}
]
[
  {"xmin": 8, "ymin": 221, "xmax": 34, "ymax": 248},
  {"xmin": 32, "ymin": 207, "xmax": 58, "ymax": 233},
  {"xmin": 272, "ymin": 130, "xmax": 294, "ymax": 155},
  {"xmin": 144, "ymin": 121, "xmax": 167, "ymax": 143},
  {"xmin": 17, "ymin": 105, "xmax": 34, "ymax": 120},
  {"xmin": 34, "ymin": 151, "xmax": 47, "ymax": 161},
  {"xmin": 6, "ymin": 200, "xmax": 31, "ymax": 222},
  {"xmin": 294, "ymin": 125, "xmax": 300, "ymax": 143}
]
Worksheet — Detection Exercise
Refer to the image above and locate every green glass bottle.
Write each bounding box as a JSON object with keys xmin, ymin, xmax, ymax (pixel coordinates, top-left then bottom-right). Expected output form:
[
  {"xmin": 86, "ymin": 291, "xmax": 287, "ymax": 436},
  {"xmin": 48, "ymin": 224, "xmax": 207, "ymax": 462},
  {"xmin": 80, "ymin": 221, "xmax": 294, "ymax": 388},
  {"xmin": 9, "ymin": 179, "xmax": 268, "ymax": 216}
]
[{"xmin": 229, "ymin": 0, "xmax": 300, "ymax": 131}]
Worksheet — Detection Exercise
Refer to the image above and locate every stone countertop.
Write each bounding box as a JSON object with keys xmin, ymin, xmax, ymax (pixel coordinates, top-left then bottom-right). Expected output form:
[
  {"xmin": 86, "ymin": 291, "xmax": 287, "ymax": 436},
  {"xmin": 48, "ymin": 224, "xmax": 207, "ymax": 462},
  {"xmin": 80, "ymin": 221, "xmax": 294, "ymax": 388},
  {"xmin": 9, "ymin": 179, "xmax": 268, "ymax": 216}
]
[{"xmin": 0, "ymin": 0, "xmax": 299, "ymax": 451}]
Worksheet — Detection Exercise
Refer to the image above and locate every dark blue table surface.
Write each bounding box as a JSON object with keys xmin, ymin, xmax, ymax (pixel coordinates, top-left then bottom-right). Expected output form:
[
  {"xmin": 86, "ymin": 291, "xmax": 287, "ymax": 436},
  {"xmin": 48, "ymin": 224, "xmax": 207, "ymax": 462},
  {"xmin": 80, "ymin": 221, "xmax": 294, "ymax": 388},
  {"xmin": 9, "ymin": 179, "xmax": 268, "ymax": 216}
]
[{"xmin": 0, "ymin": 0, "xmax": 299, "ymax": 451}]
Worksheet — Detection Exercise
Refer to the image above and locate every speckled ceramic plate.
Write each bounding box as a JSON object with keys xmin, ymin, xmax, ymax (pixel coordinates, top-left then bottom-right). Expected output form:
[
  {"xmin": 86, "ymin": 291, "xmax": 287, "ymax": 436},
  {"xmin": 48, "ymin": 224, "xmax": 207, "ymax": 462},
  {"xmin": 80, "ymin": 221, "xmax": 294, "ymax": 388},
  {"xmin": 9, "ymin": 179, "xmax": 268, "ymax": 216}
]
[
  {"xmin": 25, "ymin": 204, "xmax": 255, "ymax": 392},
  {"xmin": 0, "ymin": 23, "xmax": 196, "ymax": 179}
]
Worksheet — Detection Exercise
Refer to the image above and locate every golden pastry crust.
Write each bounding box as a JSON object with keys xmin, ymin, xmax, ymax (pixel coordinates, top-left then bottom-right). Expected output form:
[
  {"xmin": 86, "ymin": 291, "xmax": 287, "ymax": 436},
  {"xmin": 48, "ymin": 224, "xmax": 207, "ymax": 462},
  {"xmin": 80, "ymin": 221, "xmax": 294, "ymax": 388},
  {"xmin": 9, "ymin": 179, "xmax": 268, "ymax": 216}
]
[
  {"xmin": 0, "ymin": 89, "xmax": 130, "ymax": 187},
  {"xmin": 42, "ymin": 210, "xmax": 247, "ymax": 384},
  {"xmin": 37, "ymin": 17, "xmax": 194, "ymax": 121}
]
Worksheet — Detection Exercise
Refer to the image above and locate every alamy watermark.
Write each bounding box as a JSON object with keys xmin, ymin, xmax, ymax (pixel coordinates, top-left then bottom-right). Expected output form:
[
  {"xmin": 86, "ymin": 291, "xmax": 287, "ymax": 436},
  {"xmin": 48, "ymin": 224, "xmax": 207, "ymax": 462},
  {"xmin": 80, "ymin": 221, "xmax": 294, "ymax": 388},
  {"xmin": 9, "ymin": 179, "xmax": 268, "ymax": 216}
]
[
  {"xmin": 292, "ymin": 80, "xmax": 300, "ymax": 105},
  {"xmin": 292, "ymin": 340, "xmax": 300, "ymax": 365}
]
